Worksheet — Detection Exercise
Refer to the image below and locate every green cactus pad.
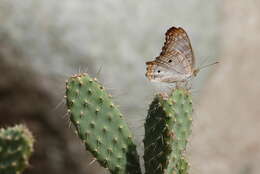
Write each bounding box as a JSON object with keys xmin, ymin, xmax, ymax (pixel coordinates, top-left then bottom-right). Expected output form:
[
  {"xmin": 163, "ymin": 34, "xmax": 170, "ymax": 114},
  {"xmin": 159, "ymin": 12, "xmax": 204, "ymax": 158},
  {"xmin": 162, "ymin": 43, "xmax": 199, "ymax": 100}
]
[
  {"xmin": 65, "ymin": 73, "xmax": 141, "ymax": 174},
  {"xmin": 0, "ymin": 125, "xmax": 34, "ymax": 174},
  {"xmin": 143, "ymin": 89, "xmax": 193, "ymax": 174}
]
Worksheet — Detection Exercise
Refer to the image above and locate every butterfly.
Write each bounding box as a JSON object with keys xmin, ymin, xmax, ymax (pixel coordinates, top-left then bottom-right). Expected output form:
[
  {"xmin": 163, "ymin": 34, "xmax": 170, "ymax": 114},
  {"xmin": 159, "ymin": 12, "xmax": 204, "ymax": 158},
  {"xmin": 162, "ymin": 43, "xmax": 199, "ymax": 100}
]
[{"xmin": 145, "ymin": 26, "xmax": 198, "ymax": 87}]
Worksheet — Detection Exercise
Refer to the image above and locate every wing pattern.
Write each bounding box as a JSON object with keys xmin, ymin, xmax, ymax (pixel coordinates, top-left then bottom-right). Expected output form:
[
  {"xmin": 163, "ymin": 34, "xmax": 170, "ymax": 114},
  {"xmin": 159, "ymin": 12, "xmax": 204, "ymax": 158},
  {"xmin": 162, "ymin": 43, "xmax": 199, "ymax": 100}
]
[
  {"xmin": 159, "ymin": 27, "xmax": 195, "ymax": 69},
  {"xmin": 145, "ymin": 26, "xmax": 195, "ymax": 82}
]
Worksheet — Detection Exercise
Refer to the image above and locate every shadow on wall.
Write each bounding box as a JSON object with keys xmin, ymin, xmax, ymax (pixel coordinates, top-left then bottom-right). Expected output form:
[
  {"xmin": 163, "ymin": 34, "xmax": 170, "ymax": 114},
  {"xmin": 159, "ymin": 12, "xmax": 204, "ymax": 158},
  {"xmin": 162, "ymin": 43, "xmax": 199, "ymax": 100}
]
[{"xmin": 0, "ymin": 35, "xmax": 105, "ymax": 174}]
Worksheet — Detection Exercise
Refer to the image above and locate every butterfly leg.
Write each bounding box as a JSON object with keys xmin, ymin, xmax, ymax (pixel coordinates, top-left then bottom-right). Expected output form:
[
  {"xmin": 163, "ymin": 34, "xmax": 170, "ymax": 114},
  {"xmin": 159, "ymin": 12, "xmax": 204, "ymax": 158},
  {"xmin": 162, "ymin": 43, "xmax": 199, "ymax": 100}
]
[
  {"xmin": 176, "ymin": 81, "xmax": 185, "ymax": 89},
  {"xmin": 176, "ymin": 80, "xmax": 192, "ymax": 90},
  {"xmin": 159, "ymin": 92, "xmax": 169, "ymax": 100},
  {"xmin": 184, "ymin": 80, "xmax": 192, "ymax": 90}
]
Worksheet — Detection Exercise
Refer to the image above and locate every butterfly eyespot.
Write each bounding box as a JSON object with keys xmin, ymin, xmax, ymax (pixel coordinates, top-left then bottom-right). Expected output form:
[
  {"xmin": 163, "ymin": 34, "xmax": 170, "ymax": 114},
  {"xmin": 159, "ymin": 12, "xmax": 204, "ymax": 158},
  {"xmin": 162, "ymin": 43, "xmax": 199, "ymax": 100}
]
[
  {"xmin": 168, "ymin": 60, "xmax": 172, "ymax": 63},
  {"xmin": 157, "ymin": 70, "xmax": 161, "ymax": 73}
]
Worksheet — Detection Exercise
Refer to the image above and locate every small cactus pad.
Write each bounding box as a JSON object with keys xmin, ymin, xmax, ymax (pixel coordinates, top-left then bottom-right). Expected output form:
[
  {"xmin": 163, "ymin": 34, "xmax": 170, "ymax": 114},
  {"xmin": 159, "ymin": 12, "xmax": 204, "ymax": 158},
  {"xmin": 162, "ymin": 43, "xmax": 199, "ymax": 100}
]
[
  {"xmin": 65, "ymin": 73, "xmax": 141, "ymax": 174},
  {"xmin": 0, "ymin": 125, "xmax": 34, "ymax": 174},
  {"xmin": 143, "ymin": 89, "xmax": 193, "ymax": 174}
]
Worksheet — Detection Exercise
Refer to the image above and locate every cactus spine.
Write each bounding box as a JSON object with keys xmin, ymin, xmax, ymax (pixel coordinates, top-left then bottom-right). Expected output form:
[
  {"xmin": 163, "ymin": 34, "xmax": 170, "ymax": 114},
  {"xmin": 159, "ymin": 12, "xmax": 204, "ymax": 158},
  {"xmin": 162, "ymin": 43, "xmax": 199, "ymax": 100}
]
[
  {"xmin": 65, "ymin": 73, "xmax": 193, "ymax": 174},
  {"xmin": 0, "ymin": 125, "xmax": 34, "ymax": 174}
]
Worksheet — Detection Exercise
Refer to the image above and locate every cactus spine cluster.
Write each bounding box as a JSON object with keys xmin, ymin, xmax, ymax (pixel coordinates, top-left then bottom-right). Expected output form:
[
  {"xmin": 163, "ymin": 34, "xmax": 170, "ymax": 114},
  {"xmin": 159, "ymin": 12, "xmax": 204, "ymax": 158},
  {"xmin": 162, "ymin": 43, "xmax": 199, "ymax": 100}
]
[
  {"xmin": 0, "ymin": 125, "xmax": 34, "ymax": 174},
  {"xmin": 65, "ymin": 73, "xmax": 193, "ymax": 174}
]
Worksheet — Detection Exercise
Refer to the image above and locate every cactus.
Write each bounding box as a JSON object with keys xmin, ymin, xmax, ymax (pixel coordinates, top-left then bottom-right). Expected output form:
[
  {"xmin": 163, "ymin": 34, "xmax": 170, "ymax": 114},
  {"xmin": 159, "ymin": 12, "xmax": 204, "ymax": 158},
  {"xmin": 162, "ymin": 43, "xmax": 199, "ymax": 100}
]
[
  {"xmin": 0, "ymin": 125, "xmax": 34, "ymax": 174},
  {"xmin": 143, "ymin": 89, "xmax": 192, "ymax": 174},
  {"xmin": 65, "ymin": 73, "xmax": 193, "ymax": 174},
  {"xmin": 65, "ymin": 73, "xmax": 142, "ymax": 174}
]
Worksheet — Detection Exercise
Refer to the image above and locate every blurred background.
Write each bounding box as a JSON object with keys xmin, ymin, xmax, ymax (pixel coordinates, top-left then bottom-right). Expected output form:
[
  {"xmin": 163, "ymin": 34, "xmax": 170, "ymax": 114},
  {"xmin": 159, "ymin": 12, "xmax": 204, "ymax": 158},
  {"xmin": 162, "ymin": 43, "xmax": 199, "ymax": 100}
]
[{"xmin": 0, "ymin": 0, "xmax": 259, "ymax": 174}]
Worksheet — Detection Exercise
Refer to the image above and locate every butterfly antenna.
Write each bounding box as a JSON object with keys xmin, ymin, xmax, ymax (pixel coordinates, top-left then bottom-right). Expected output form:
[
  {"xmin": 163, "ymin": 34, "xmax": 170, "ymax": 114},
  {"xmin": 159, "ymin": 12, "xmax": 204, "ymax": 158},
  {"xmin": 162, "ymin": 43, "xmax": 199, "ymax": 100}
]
[
  {"xmin": 194, "ymin": 61, "xmax": 219, "ymax": 76},
  {"xmin": 199, "ymin": 61, "xmax": 219, "ymax": 70},
  {"xmin": 198, "ymin": 56, "xmax": 211, "ymax": 68}
]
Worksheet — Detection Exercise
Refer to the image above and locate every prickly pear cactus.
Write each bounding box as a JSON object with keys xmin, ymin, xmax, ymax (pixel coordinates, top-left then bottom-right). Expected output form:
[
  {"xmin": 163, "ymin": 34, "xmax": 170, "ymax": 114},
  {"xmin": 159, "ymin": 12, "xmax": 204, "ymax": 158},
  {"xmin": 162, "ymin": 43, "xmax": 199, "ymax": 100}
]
[
  {"xmin": 0, "ymin": 125, "xmax": 34, "ymax": 174},
  {"xmin": 65, "ymin": 73, "xmax": 193, "ymax": 174},
  {"xmin": 65, "ymin": 73, "xmax": 142, "ymax": 174},
  {"xmin": 143, "ymin": 89, "xmax": 193, "ymax": 174}
]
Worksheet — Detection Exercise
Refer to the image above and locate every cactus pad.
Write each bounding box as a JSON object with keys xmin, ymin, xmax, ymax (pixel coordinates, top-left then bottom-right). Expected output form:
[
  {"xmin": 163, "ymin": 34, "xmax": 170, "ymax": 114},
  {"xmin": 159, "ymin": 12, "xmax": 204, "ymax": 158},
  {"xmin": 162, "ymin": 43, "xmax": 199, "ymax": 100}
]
[
  {"xmin": 0, "ymin": 125, "xmax": 34, "ymax": 174},
  {"xmin": 144, "ymin": 89, "xmax": 193, "ymax": 174},
  {"xmin": 65, "ymin": 73, "xmax": 141, "ymax": 174}
]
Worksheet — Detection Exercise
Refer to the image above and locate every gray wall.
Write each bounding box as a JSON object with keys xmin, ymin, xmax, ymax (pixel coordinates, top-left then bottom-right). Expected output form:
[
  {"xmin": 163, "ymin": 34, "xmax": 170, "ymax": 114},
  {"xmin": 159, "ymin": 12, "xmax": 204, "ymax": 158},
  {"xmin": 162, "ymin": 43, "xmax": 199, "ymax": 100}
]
[{"xmin": 1, "ymin": 0, "xmax": 259, "ymax": 174}]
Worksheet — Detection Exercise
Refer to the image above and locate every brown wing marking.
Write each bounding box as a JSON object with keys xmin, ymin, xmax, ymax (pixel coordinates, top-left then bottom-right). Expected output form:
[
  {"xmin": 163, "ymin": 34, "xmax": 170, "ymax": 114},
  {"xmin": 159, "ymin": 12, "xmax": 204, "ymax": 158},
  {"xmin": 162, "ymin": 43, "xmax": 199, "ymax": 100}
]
[{"xmin": 145, "ymin": 61, "xmax": 156, "ymax": 80}]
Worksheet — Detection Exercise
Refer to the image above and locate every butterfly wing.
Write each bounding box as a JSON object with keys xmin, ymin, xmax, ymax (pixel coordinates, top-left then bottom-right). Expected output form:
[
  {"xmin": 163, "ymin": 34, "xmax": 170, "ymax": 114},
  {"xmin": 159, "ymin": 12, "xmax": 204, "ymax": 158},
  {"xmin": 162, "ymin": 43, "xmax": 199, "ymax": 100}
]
[
  {"xmin": 145, "ymin": 26, "xmax": 195, "ymax": 83},
  {"xmin": 159, "ymin": 27, "xmax": 195, "ymax": 71}
]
